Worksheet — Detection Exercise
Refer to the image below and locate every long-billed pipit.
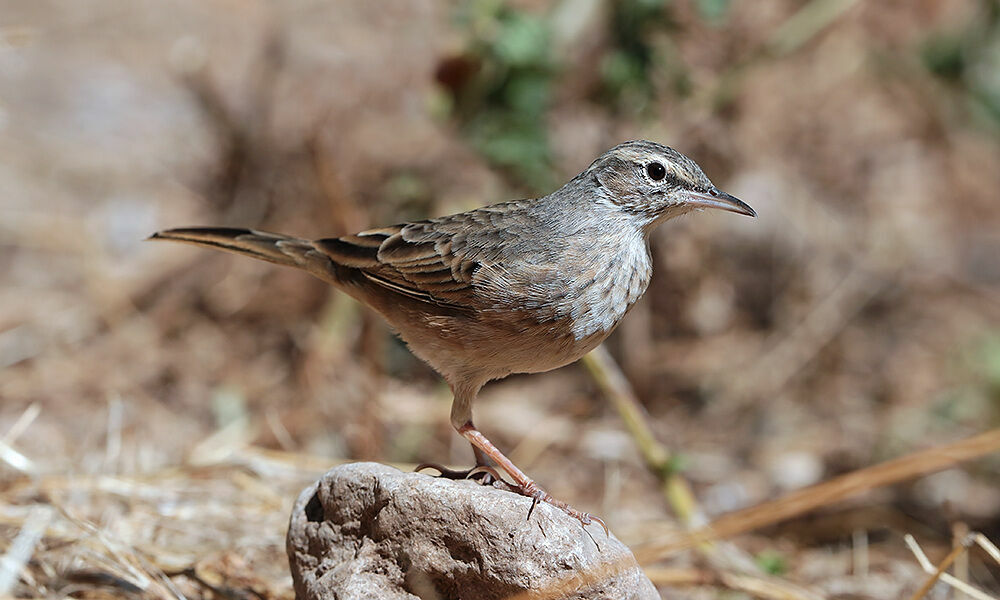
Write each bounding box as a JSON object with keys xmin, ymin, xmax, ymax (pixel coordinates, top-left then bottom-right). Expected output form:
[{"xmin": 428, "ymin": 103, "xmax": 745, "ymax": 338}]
[{"xmin": 151, "ymin": 140, "xmax": 755, "ymax": 530}]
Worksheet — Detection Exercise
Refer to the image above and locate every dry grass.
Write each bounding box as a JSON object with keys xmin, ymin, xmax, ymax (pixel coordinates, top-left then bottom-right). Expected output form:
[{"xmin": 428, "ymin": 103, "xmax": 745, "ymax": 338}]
[
  {"xmin": 499, "ymin": 428, "xmax": 1000, "ymax": 600},
  {"xmin": 2, "ymin": 421, "xmax": 998, "ymax": 598}
]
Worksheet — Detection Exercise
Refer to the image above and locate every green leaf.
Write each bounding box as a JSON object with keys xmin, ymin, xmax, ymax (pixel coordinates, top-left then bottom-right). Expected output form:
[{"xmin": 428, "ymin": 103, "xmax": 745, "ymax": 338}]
[
  {"xmin": 755, "ymin": 550, "xmax": 788, "ymax": 575},
  {"xmin": 494, "ymin": 13, "xmax": 550, "ymax": 67},
  {"xmin": 697, "ymin": 0, "xmax": 732, "ymax": 24},
  {"xmin": 921, "ymin": 34, "xmax": 966, "ymax": 79}
]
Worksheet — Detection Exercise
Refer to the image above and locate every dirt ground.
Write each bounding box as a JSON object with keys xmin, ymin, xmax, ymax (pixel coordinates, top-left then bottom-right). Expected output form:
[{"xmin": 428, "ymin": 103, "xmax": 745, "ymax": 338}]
[{"xmin": 2, "ymin": 1, "xmax": 1000, "ymax": 598}]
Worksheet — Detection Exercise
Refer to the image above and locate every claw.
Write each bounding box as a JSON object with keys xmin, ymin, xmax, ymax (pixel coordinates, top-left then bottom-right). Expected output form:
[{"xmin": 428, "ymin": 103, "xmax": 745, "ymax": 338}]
[
  {"xmin": 414, "ymin": 463, "xmax": 467, "ymax": 478},
  {"xmin": 588, "ymin": 514, "xmax": 609, "ymax": 537},
  {"xmin": 499, "ymin": 480, "xmax": 608, "ymax": 536},
  {"xmin": 465, "ymin": 465, "xmax": 503, "ymax": 486},
  {"xmin": 525, "ymin": 489, "xmax": 544, "ymax": 521}
]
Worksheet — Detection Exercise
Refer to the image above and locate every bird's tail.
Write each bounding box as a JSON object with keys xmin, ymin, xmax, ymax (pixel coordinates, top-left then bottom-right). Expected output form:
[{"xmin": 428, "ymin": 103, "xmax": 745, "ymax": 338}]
[{"xmin": 148, "ymin": 227, "xmax": 338, "ymax": 284}]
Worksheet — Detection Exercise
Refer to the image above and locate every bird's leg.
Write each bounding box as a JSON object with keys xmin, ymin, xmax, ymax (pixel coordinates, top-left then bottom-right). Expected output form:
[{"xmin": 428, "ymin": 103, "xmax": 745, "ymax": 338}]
[
  {"xmin": 457, "ymin": 421, "xmax": 607, "ymax": 534},
  {"xmin": 415, "ymin": 381, "xmax": 499, "ymax": 483},
  {"xmin": 426, "ymin": 381, "xmax": 607, "ymax": 532}
]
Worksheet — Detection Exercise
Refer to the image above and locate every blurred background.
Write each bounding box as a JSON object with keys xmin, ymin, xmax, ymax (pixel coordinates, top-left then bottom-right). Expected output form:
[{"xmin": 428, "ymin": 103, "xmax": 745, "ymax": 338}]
[{"xmin": 2, "ymin": 0, "xmax": 1000, "ymax": 597}]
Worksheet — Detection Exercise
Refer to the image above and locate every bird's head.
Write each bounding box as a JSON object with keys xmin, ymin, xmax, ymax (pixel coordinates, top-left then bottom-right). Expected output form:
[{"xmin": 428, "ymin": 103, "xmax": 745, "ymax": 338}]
[{"xmin": 587, "ymin": 140, "xmax": 755, "ymax": 228}]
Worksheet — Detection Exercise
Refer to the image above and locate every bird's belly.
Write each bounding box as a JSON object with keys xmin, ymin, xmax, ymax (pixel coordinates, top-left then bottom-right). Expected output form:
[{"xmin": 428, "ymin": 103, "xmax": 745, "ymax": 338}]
[
  {"xmin": 506, "ymin": 326, "xmax": 609, "ymax": 375},
  {"xmin": 380, "ymin": 244, "xmax": 650, "ymax": 383},
  {"xmin": 389, "ymin": 307, "xmax": 614, "ymax": 383}
]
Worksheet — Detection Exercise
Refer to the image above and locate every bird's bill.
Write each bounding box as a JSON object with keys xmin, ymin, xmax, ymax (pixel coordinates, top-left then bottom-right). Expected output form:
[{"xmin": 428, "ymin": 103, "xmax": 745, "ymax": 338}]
[{"xmin": 682, "ymin": 188, "xmax": 756, "ymax": 217}]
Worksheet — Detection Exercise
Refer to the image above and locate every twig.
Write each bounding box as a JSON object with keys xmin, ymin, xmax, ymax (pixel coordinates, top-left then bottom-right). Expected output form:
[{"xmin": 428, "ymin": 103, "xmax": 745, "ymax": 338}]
[
  {"xmin": 582, "ymin": 345, "xmax": 704, "ymax": 528},
  {"xmin": 852, "ymin": 528, "xmax": 868, "ymax": 576},
  {"xmin": 975, "ymin": 533, "xmax": 1000, "ymax": 564},
  {"xmin": 904, "ymin": 533, "xmax": 999, "ymax": 600},
  {"xmin": 105, "ymin": 393, "xmax": 124, "ymax": 474},
  {"xmin": 583, "ymin": 346, "xmax": 763, "ymax": 575},
  {"xmin": 954, "ymin": 522, "xmax": 971, "ymax": 600},
  {"xmin": 1, "ymin": 402, "xmax": 40, "ymax": 445},
  {"xmin": 766, "ymin": 0, "xmax": 863, "ymax": 56},
  {"xmin": 633, "ymin": 428, "xmax": 1000, "ymax": 561},
  {"xmin": 0, "ymin": 439, "xmax": 34, "ymax": 474},
  {"xmin": 908, "ymin": 537, "xmax": 972, "ymax": 600},
  {"xmin": 0, "ymin": 505, "xmax": 53, "ymax": 596}
]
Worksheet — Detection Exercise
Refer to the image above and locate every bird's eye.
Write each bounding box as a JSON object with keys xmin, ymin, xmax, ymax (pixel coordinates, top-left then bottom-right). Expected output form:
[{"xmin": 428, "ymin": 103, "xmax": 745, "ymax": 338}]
[{"xmin": 646, "ymin": 162, "xmax": 666, "ymax": 181}]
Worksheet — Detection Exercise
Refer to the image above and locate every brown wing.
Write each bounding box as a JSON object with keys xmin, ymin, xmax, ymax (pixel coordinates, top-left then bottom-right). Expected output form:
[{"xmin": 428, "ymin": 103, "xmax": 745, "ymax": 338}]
[{"xmin": 314, "ymin": 203, "xmax": 529, "ymax": 311}]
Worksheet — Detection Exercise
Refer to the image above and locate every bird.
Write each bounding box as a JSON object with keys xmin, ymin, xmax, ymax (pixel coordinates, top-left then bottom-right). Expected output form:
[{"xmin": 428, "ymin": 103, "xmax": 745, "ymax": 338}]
[{"xmin": 149, "ymin": 140, "xmax": 755, "ymax": 530}]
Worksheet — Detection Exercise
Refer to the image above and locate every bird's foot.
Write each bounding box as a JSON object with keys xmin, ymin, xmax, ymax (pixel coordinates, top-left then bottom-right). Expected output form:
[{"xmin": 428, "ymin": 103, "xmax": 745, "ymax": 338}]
[
  {"xmin": 414, "ymin": 463, "xmax": 500, "ymax": 486},
  {"xmin": 453, "ymin": 423, "xmax": 609, "ymax": 535},
  {"xmin": 511, "ymin": 480, "xmax": 608, "ymax": 536}
]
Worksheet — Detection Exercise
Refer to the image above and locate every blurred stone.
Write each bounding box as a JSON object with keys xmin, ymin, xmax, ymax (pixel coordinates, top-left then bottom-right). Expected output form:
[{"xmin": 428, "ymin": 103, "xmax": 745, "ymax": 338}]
[
  {"xmin": 915, "ymin": 468, "xmax": 1000, "ymax": 519},
  {"xmin": 287, "ymin": 462, "xmax": 657, "ymax": 600},
  {"xmin": 686, "ymin": 276, "xmax": 736, "ymax": 335},
  {"xmin": 580, "ymin": 427, "xmax": 636, "ymax": 462},
  {"xmin": 767, "ymin": 451, "xmax": 824, "ymax": 490},
  {"xmin": 702, "ymin": 481, "xmax": 752, "ymax": 515}
]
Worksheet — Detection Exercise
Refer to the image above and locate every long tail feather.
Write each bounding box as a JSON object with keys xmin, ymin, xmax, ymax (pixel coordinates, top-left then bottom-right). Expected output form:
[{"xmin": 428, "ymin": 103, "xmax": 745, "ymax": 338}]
[{"xmin": 148, "ymin": 227, "xmax": 338, "ymax": 283}]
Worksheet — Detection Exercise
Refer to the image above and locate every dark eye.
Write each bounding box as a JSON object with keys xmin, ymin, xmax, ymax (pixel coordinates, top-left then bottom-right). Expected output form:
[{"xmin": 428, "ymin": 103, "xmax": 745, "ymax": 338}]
[{"xmin": 646, "ymin": 162, "xmax": 666, "ymax": 181}]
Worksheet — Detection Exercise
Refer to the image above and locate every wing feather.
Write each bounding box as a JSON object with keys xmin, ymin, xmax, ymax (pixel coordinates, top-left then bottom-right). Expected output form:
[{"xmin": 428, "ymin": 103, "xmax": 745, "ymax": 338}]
[
  {"xmin": 313, "ymin": 223, "xmax": 477, "ymax": 309},
  {"xmin": 311, "ymin": 200, "xmax": 542, "ymax": 311}
]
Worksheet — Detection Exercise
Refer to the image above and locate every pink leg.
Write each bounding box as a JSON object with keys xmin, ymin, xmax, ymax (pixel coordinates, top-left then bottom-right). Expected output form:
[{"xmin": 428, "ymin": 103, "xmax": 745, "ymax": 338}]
[{"xmin": 458, "ymin": 421, "xmax": 607, "ymax": 534}]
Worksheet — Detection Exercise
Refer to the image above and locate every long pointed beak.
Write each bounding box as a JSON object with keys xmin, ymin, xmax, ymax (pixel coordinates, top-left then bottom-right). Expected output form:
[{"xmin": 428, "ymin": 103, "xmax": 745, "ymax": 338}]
[{"xmin": 682, "ymin": 188, "xmax": 756, "ymax": 218}]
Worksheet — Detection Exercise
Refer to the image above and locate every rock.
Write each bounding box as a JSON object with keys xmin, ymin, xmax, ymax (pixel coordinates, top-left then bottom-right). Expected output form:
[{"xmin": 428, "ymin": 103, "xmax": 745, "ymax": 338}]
[{"xmin": 287, "ymin": 462, "xmax": 658, "ymax": 600}]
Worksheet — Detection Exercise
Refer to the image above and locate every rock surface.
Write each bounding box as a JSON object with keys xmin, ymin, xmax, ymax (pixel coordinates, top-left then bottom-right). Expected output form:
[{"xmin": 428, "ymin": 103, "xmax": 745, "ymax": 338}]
[{"xmin": 287, "ymin": 462, "xmax": 658, "ymax": 600}]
